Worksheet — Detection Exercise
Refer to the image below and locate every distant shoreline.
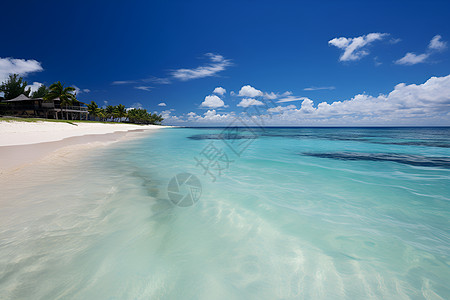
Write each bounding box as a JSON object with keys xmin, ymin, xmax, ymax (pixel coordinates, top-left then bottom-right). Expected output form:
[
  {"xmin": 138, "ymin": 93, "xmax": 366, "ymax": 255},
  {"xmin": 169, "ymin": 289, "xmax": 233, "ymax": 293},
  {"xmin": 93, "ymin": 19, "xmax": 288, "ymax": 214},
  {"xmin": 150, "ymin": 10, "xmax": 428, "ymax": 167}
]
[{"xmin": 0, "ymin": 120, "xmax": 168, "ymax": 173}]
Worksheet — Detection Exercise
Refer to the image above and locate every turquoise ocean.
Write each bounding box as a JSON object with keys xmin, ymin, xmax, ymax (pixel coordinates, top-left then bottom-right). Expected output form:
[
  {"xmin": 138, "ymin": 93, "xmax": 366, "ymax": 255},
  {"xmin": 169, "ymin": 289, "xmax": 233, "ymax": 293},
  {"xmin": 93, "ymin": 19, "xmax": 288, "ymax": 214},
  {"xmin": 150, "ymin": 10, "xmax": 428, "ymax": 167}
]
[{"xmin": 1, "ymin": 127, "xmax": 449, "ymax": 299}]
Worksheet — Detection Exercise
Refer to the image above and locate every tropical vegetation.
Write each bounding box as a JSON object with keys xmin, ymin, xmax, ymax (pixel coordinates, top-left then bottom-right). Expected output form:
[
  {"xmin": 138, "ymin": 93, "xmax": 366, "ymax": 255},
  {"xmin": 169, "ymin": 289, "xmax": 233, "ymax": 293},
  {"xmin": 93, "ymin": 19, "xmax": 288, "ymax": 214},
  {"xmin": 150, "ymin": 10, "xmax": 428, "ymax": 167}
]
[
  {"xmin": 87, "ymin": 101, "xmax": 163, "ymax": 124},
  {"xmin": 0, "ymin": 74, "xmax": 31, "ymax": 100},
  {"xmin": 1, "ymin": 74, "xmax": 164, "ymax": 125},
  {"xmin": 43, "ymin": 81, "xmax": 78, "ymax": 120}
]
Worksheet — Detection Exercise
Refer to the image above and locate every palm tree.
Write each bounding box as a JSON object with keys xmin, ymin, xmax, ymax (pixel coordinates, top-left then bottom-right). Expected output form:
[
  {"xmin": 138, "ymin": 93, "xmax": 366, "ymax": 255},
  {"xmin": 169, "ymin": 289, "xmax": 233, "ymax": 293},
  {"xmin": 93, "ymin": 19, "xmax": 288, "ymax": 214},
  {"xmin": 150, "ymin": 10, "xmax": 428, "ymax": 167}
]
[
  {"xmin": 105, "ymin": 105, "xmax": 115, "ymax": 121},
  {"xmin": 96, "ymin": 108, "xmax": 106, "ymax": 121},
  {"xmin": 87, "ymin": 101, "xmax": 99, "ymax": 120},
  {"xmin": 44, "ymin": 82, "xmax": 77, "ymax": 120},
  {"xmin": 115, "ymin": 104, "xmax": 127, "ymax": 121}
]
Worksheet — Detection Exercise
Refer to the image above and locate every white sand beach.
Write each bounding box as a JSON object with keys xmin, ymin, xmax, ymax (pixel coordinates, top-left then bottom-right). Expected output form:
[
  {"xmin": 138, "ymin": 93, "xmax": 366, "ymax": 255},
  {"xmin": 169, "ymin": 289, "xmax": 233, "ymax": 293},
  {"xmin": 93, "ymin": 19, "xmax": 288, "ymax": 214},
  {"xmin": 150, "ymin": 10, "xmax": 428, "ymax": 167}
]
[{"xmin": 0, "ymin": 120, "xmax": 166, "ymax": 173}]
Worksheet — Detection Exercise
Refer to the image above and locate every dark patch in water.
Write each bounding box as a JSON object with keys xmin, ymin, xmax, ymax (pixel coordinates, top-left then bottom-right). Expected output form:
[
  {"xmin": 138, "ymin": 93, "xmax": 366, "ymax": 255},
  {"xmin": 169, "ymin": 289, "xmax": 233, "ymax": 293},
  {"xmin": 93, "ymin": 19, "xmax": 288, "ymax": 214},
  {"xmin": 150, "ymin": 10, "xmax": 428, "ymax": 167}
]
[
  {"xmin": 188, "ymin": 134, "xmax": 258, "ymax": 140},
  {"xmin": 303, "ymin": 152, "xmax": 450, "ymax": 169},
  {"xmin": 375, "ymin": 141, "xmax": 450, "ymax": 148}
]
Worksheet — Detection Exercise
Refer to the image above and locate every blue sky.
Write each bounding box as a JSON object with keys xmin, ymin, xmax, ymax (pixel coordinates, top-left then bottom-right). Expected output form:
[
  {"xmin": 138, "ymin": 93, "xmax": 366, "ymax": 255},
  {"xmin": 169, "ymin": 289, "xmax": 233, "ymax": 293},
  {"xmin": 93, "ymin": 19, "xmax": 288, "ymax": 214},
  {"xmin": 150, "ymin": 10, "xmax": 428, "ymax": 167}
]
[{"xmin": 1, "ymin": 0, "xmax": 449, "ymax": 125}]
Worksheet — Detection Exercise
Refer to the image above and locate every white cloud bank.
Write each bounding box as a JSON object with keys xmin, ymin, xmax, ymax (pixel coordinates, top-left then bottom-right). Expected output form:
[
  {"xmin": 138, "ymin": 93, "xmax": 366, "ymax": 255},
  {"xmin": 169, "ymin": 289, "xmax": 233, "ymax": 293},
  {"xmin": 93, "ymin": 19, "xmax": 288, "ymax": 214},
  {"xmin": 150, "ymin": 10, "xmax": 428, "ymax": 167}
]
[
  {"xmin": 395, "ymin": 35, "xmax": 447, "ymax": 65},
  {"xmin": 265, "ymin": 74, "xmax": 450, "ymax": 125},
  {"xmin": 171, "ymin": 53, "xmax": 232, "ymax": 81},
  {"xmin": 158, "ymin": 102, "xmax": 167, "ymax": 106},
  {"xmin": 0, "ymin": 57, "xmax": 43, "ymax": 82},
  {"xmin": 165, "ymin": 75, "xmax": 450, "ymax": 126},
  {"xmin": 329, "ymin": 33, "xmax": 388, "ymax": 62}
]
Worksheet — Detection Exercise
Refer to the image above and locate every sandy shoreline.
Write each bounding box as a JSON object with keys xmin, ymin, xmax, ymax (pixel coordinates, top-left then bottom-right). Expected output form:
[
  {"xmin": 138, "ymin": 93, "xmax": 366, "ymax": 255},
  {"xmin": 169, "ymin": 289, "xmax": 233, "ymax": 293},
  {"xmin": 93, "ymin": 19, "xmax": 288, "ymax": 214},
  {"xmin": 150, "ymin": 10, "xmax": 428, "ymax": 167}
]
[{"xmin": 0, "ymin": 121, "xmax": 167, "ymax": 173}]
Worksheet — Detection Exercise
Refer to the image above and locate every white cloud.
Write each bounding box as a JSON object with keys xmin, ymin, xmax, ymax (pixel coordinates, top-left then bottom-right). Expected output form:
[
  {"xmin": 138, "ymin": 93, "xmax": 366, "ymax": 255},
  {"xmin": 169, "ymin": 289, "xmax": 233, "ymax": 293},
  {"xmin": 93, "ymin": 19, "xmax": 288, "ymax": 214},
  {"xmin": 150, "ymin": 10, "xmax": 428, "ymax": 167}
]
[
  {"xmin": 303, "ymin": 86, "xmax": 336, "ymax": 91},
  {"xmin": 263, "ymin": 91, "xmax": 292, "ymax": 99},
  {"xmin": 265, "ymin": 74, "xmax": 450, "ymax": 125},
  {"xmin": 165, "ymin": 75, "xmax": 450, "ymax": 126},
  {"xmin": 160, "ymin": 109, "xmax": 174, "ymax": 119},
  {"xmin": 158, "ymin": 102, "xmax": 167, "ymax": 106},
  {"xmin": 187, "ymin": 111, "xmax": 198, "ymax": 120},
  {"xmin": 184, "ymin": 110, "xmax": 235, "ymax": 123},
  {"xmin": 213, "ymin": 86, "xmax": 226, "ymax": 95},
  {"xmin": 396, "ymin": 35, "xmax": 447, "ymax": 65},
  {"xmin": 395, "ymin": 53, "xmax": 429, "ymax": 65},
  {"xmin": 73, "ymin": 86, "xmax": 91, "ymax": 95},
  {"xmin": 0, "ymin": 57, "xmax": 43, "ymax": 82},
  {"xmin": 238, "ymin": 85, "xmax": 263, "ymax": 97},
  {"xmin": 27, "ymin": 82, "xmax": 43, "ymax": 94},
  {"xmin": 143, "ymin": 77, "xmax": 171, "ymax": 84},
  {"xmin": 263, "ymin": 92, "xmax": 278, "ymax": 100},
  {"xmin": 200, "ymin": 110, "xmax": 235, "ymax": 122},
  {"xmin": 134, "ymin": 86, "xmax": 152, "ymax": 91},
  {"xmin": 112, "ymin": 80, "xmax": 137, "ymax": 85},
  {"xmin": 277, "ymin": 96, "xmax": 310, "ymax": 103},
  {"xmin": 171, "ymin": 53, "xmax": 232, "ymax": 81},
  {"xmin": 127, "ymin": 102, "xmax": 144, "ymax": 111},
  {"xmin": 267, "ymin": 104, "xmax": 297, "ymax": 113},
  {"xmin": 200, "ymin": 95, "xmax": 225, "ymax": 108},
  {"xmin": 329, "ymin": 33, "xmax": 388, "ymax": 62},
  {"xmin": 429, "ymin": 35, "xmax": 447, "ymax": 51},
  {"xmin": 237, "ymin": 98, "xmax": 264, "ymax": 107}
]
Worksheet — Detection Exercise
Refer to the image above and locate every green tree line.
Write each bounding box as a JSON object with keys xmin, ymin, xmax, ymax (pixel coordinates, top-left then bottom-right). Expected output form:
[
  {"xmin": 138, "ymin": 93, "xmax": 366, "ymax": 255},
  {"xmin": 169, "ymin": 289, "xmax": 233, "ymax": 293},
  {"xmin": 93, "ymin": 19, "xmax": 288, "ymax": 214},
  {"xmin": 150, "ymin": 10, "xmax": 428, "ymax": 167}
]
[
  {"xmin": 1, "ymin": 74, "xmax": 163, "ymax": 125},
  {"xmin": 87, "ymin": 101, "xmax": 163, "ymax": 124}
]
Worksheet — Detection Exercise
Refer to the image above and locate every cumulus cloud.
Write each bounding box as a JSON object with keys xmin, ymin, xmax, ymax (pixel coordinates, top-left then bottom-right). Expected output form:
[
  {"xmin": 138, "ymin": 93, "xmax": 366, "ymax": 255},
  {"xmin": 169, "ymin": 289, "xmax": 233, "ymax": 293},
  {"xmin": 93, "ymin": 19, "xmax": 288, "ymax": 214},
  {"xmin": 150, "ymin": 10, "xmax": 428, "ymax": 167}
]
[
  {"xmin": 164, "ymin": 75, "xmax": 450, "ymax": 126},
  {"xmin": 134, "ymin": 86, "xmax": 152, "ymax": 91},
  {"xmin": 329, "ymin": 33, "xmax": 388, "ymax": 62},
  {"xmin": 200, "ymin": 95, "xmax": 225, "ymax": 108},
  {"xmin": 187, "ymin": 109, "xmax": 236, "ymax": 123},
  {"xmin": 267, "ymin": 104, "xmax": 297, "ymax": 113},
  {"xmin": 266, "ymin": 74, "xmax": 450, "ymax": 125},
  {"xmin": 171, "ymin": 53, "xmax": 232, "ymax": 81},
  {"xmin": 0, "ymin": 57, "xmax": 43, "ymax": 82},
  {"xmin": 238, "ymin": 85, "xmax": 263, "ymax": 97},
  {"xmin": 213, "ymin": 86, "xmax": 226, "ymax": 95},
  {"xmin": 237, "ymin": 98, "xmax": 264, "ymax": 107},
  {"xmin": 158, "ymin": 102, "xmax": 167, "ymax": 106},
  {"xmin": 395, "ymin": 35, "xmax": 447, "ymax": 65},
  {"xmin": 26, "ymin": 82, "xmax": 43, "ymax": 94}
]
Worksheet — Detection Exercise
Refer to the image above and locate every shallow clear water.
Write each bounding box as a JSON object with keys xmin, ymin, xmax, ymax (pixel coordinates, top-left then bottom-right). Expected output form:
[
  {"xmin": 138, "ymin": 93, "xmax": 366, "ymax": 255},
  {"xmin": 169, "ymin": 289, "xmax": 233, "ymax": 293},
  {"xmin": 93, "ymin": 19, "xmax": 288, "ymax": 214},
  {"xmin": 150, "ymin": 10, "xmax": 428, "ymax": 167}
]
[{"xmin": 1, "ymin": 127, "xmax": 449, "ymax": 299}]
